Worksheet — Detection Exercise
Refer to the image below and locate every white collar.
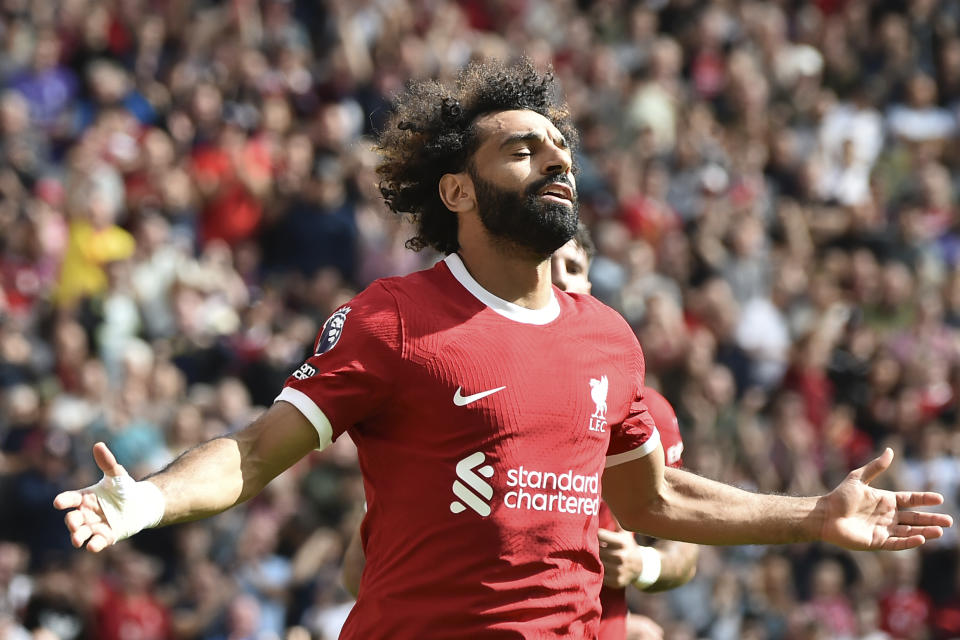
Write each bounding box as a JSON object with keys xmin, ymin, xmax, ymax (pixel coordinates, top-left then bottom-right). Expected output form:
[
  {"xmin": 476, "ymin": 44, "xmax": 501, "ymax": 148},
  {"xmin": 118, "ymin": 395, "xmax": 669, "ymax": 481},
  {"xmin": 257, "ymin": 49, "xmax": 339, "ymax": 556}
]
[{"xmin": 443, "ymin": 253, "xmax": 560, "ymax": 325}]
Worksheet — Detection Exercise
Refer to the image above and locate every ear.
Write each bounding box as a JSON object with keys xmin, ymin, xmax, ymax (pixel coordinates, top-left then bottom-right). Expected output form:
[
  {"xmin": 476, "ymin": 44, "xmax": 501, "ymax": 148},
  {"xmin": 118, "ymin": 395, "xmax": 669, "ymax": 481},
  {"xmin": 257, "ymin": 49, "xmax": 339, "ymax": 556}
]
[{"xmin": 438, "ymin": 172, "xmax": 474, "ymax": 213}]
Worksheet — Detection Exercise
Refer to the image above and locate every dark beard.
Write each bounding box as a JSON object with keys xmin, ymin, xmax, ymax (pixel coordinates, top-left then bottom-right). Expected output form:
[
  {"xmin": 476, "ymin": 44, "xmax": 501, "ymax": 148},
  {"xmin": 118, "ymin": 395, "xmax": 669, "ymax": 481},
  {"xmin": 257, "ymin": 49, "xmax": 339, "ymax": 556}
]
[{"xmin": 469, "ymin": 168, "xmax": 579, "ymax": 260}]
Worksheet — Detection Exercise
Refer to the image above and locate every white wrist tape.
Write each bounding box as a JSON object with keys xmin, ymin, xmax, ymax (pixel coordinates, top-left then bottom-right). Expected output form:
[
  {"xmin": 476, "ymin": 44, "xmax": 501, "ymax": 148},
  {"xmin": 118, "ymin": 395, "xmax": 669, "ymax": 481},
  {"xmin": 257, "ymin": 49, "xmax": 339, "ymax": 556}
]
[
  {"xmin": 633, "ymin": 546, "xmax": 662, "ymax": 590},
  {"xmin": 89, "ymin": 474, "xmax": 165, "ymax": 541}
]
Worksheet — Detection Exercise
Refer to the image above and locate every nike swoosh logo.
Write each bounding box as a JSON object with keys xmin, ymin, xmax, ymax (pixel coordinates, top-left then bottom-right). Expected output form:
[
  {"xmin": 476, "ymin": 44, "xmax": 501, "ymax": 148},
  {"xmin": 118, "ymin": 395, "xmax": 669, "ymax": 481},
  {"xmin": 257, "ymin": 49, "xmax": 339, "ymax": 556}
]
[{"xmin": 453, "ymin": 385, "xmax": 507, "ymax": 406}]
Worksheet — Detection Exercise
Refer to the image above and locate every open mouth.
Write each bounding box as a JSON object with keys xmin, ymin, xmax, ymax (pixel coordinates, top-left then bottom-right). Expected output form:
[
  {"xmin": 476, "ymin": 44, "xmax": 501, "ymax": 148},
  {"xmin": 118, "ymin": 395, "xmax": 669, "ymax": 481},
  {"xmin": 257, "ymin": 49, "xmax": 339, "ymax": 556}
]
[{"xmin": 537, "ymin": 183, "xmax": 574, "ymax": 204}]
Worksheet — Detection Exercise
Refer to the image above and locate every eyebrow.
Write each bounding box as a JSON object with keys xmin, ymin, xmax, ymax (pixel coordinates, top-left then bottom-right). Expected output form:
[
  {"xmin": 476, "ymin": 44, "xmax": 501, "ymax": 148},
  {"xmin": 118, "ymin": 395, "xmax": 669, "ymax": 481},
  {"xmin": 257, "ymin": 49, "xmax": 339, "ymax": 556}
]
[{"xmin": 498, "ymin": 130, "xmax": 569, "ymax": 150}]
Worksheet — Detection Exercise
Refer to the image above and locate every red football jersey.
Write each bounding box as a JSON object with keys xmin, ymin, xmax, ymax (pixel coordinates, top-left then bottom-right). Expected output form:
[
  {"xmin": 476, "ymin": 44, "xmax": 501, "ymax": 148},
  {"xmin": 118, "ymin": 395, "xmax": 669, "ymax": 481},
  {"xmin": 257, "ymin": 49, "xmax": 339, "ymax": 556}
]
[
  {"xmin": 597, "ymin": 388, "xmax": 684, "ymax": 640},
  {"xmin": 277, "ymin": 255, "xmax": 659, "ymax": 639}
]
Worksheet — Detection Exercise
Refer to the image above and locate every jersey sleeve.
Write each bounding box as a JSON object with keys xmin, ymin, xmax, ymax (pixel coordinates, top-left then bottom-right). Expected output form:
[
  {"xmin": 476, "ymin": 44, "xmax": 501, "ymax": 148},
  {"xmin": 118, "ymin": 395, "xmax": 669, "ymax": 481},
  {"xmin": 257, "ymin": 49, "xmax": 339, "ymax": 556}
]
[
  {"xmin": 605, "ymin": 397, "xmax": 660, "ymax": 468},
  {"xmin": 274, "ymin": 281, "xmax": 401, "ymax": 448},
  {"xmin": 605, "ymin": 337, "xmax": 660, "ymax": 467}
]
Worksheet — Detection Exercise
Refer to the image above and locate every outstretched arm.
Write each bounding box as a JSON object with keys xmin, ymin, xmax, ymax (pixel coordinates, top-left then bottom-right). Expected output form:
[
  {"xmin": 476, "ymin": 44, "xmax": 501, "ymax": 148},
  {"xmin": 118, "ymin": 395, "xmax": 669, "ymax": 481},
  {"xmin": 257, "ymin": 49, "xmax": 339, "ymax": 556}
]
[
  {"xmin": 603, "ymin": 446, "xmax": 952, "ymax": 550},
  {"xmin": 54, "ymin": 401, "xmax": 320, "ymax": 552}
]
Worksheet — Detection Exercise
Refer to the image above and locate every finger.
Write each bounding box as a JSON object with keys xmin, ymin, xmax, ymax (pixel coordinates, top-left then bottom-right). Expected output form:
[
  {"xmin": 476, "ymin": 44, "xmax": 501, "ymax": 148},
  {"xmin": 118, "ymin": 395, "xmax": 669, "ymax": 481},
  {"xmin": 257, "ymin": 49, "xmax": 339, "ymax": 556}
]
[
  {"xmin": 86, "ymin": 534, "xmax": 110, "ymax": 553},
  {"xmin": 85, "ymin": 524, "xmax": 116, "ymax": 553},
  {"xmin": 64, "ymin": 509, "xmax": 87, "ymax": 532},
  {"xmin": 925, "ymin": 527, "xmax": 945, "ymax": 540},
  {"xmin": 77, "ymin": 506, "xmax": 106, "ymax": 528},
  {"xmin": 93, "ymin": 442, "xmax": 126, "ymax": 478},
  {"xmin": 53, "ymin": 491, "xmax": 83, "ymax": 510},
  {"xmin": 71, "ymin": 524, "xmax": 93, "ymax": 549},
  {"xmin": 889, "ymin": 524, "xmax": 943, "ymax": 540},
  {"xmin": 896, "ymin": 492, "xmax": 945, "ymax": 508},
  {"xmin": 597, "ymin": 529, "xmax": 625, "ymax": 548},
  {"xmin": 896, "ymin": 510, "xmax": 954, "ymax": 527},
  {"xmin": 601, "ymin": 569, "xmax": 627, "ymax": 588},
  {"xmin": 88, "ymin": 522, "xmax": 115, "ymax": 544},
  {"xmin": 879, "ymin": 535, "xmax": 926, "ymax": 551},
  {"xmin": 857, "ymin": 447, "xmax": 894, "ymax": 485}
]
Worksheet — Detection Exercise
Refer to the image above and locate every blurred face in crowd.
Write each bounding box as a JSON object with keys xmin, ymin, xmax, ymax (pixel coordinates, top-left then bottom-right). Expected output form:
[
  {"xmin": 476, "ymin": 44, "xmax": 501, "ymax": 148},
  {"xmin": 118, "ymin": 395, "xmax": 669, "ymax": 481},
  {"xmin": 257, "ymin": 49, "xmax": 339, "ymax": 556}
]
[
  {"xmin": 32, "ymin": 30, "xmax": 61, "ymax": 71},
  {"xmin": 461, "ymin": 110, "xmax": 579, "ymax": 259},
  {"xmin": 551, "ymin": 238, "xmax": 591, "ymax": 294}
]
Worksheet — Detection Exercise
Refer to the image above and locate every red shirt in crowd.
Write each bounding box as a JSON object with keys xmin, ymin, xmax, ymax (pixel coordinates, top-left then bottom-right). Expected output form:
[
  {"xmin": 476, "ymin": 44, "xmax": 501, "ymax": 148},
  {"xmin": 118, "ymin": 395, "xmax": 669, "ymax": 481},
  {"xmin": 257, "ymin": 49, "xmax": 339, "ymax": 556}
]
[
  {"xmin": 95, "ymin": 580, "xmax": 171, "ymax": 640},
  {"xmin": 191, "ymin": 137, "xmax": 271, "ymax": 247},
  {"xmin": 881, "ymin": 587, "xmax": 932, "ymax": 639}
]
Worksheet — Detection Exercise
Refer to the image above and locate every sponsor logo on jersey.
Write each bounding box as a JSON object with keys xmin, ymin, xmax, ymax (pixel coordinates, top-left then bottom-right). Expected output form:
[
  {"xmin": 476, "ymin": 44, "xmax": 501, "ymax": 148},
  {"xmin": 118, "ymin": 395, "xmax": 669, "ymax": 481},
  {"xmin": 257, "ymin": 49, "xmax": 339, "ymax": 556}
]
[
  {"xmin": 450, "ymin": 451, "xmax": 494, "ymax": 516},
  {"xmin": 504, "ymin": 465, "xmax": 600, "ymax": 515},
  {"xmin": 315, "ymin": 306, "xmax": 352, "ymax": 355},
  {"xmin": 588, "ymin": 375, "xmax": 608, "ymax": 433},
  {"xmin": 453, "ymin": 385, "xmax": 506, "ymax": 406},
  {"xmin": 450, "ymin": 453, "xmax": 601, "ymax": 517},
  {"xmin": 292, "ymin": 363, "xmax": 316, "ymax": 380}
]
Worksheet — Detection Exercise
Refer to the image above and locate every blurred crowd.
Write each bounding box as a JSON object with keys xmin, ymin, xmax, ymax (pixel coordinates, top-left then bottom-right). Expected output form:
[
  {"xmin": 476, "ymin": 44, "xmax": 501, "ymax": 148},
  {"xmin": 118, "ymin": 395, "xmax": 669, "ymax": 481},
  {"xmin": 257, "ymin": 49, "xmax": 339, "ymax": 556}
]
[{"xmin": 1, "ymin": 0, "xmax": 960, "ymax": 638}]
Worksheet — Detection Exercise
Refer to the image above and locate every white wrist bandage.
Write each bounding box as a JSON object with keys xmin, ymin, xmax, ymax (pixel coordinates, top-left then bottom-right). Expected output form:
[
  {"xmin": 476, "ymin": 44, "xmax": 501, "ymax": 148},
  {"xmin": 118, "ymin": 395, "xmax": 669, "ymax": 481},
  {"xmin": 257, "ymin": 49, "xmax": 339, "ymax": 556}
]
[
  {"xmin": 633, "ymin": 546, "xmax": 662, "ymax": 590},
  {"xmin": 89, "ymin": 474, "xmax": 165, "ymax": 541}
]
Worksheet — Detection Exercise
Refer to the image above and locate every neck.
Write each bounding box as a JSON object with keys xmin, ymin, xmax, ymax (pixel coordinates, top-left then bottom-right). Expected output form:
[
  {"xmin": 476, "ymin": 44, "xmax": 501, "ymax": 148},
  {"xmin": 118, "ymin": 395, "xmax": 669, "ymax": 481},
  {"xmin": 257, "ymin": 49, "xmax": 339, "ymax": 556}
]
[{"xmin": 456, "ymin": 238, "xmax": 554, "ymax": 310}]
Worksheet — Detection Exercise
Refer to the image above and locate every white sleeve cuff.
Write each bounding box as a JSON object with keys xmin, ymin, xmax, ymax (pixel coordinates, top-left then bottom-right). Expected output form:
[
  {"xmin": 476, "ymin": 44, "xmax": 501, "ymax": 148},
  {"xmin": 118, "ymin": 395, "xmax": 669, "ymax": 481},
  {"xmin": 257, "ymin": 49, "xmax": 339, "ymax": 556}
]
[
  {"xmin": 605, "ymin": 428, "xmax": 660, "ymax": 468},
  {"xmin": 632, "ymin": 545, "xmax": 663, "ymax": 590},
  {"xmin": 274, "ymin": 387, "xmax": 334, "ymax": 450}
]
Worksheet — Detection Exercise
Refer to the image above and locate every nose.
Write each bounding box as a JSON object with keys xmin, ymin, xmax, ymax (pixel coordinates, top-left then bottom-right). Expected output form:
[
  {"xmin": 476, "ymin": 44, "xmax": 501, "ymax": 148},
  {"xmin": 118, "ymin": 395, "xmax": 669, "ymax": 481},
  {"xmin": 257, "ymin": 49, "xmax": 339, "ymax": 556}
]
[{"xmin": 542, "ymin": 142, "xmax": 572, "ymax": 177}]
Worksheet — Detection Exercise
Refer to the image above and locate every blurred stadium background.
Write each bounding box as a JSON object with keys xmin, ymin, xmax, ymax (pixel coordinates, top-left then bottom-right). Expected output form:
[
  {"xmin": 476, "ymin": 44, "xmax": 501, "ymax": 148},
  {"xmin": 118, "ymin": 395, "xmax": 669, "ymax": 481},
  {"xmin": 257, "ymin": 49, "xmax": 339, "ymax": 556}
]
[{"xmin": 1, "ymin": 0, "xmax": 960, "ymax": 638}]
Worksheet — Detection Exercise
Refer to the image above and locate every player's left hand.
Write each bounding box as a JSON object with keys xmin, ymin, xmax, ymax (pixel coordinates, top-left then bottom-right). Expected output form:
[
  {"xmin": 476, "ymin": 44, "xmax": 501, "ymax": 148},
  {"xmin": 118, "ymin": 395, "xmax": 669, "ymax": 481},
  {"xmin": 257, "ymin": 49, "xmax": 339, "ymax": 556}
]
[
  {"xmin": 598, "ymin": 528, "xmax": 645, "ymax": 588},
  {"xmin": 819, "ymin": 448, "xmax": 953, "ymax": 551}
]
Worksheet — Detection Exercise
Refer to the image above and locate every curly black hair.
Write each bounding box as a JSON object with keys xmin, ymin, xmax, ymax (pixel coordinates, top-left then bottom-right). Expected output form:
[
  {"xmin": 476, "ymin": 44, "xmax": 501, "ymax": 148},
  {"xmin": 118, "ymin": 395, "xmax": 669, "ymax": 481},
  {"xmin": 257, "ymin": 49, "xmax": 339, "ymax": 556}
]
[{"xmin": 376, "ymin": 59, "xmax": 578, "ymax": 254}]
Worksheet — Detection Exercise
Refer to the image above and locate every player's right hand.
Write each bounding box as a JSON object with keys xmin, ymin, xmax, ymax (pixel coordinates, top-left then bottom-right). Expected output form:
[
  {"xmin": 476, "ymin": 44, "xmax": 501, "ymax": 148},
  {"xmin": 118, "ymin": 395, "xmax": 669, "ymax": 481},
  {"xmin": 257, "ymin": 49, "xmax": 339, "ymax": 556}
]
[
  {"xmin": 55, "ymin": 442, "xmax": 166, "ymax": 552},
  {"xmin": 53, "ymin": 442, "xmax": 123, "ymax": 552}
]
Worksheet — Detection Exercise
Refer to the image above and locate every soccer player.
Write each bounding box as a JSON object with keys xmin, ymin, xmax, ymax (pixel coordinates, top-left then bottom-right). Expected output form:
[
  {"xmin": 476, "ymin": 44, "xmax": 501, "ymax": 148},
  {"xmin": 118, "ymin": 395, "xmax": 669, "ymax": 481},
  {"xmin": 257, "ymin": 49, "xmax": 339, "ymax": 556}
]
[
  {"xmin": 339, "ymin": 229, "xmax": 698, "ymax": 640},
  {"xmin": 55, "ymin": 61, "xmax": 951, "ymax": 640}
]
